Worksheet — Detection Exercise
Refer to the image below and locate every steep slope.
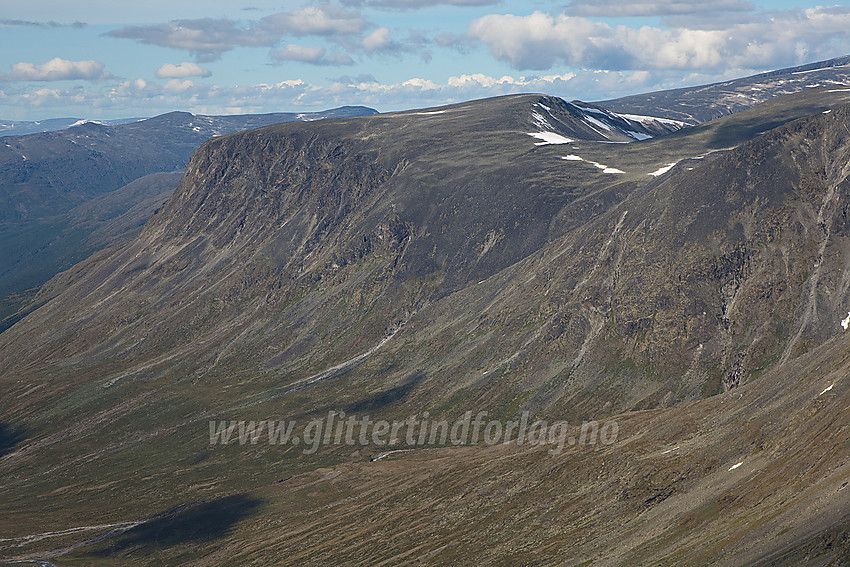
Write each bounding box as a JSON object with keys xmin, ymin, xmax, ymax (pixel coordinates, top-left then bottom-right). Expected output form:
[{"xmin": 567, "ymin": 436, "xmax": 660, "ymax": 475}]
[
  {"xmin": 2, "ymin": 89, "xmax": 850, "ymax": 565},
  {"xmin": 597, "ymin": 54, "xmax": 850, "ymax": 124}
]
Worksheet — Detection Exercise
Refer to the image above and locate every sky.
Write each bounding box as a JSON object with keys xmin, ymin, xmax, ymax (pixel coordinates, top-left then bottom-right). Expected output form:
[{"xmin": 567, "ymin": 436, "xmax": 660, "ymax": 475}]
[{"xmin": 1, "ymin": 0, "xmax": 850, "ymax": 120}]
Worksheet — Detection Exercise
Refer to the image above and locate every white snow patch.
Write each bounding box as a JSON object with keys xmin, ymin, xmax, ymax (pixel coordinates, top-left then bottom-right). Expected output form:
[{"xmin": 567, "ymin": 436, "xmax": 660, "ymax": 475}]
[
  {"xmin": 584, "ymin": 114, "xmax": 612, "ymax": 131},
  {"xmin": 587, "ymin": 160, "xmax": 623, "ymax": 174},
  {"xmin": 842, "ymin": 311, "xmax": 850, "ymax": 330},
  {"xmin": 824, "ymin": 110, "xmax": 833, "ymax": 114},
  {"xmin": 661, "ymin": 447, "xmax": 679, "ymax": 455},
  {"xmin": 728, "ymin": 462, "xmax": 743, "ymax": 471},
  {"xmin": 650, "ymin": 162, "xmax": 678, "ymax": 177},
  {"xmin": 69, "ymin": 119, "xmax": 104, "ymax": 128},
  {"xmin": 820, "ymin": 384, "xmax": 834, "ymax": 396},
  {"xmin": 828, "ymin": 89, "xmax": 850, "ymax": 92},
  {"xmin": 627, "ymin": 131, "xmax": 652, "ymax": 141},
  {"xmin": 790, "ymin": 66, "xmax": 846, "ymax": 75},
  {"xmin": 561, "ymin": 154, "xmax": 623, "ymax": 173},
  {"xmin": 536, "ymin": 103, "xmax": 551, "ymax": 112},
  {"xmin": 528, "ymin": 132, "xmax": 574, "ymax": 145},
  {"xmin": 615, "ymin": 113, "xmax": 690, "ymax": 127},
  {"xmin": 414, "ymin": 110, "xmax": 447, "ymax": 115},
  {"xmin": 577, "ymin": 105, "xmax": 609, "ymax": 116},
  {"xmin": 531, "ymin": 110, "xmax": 553, "ymax": 131}
]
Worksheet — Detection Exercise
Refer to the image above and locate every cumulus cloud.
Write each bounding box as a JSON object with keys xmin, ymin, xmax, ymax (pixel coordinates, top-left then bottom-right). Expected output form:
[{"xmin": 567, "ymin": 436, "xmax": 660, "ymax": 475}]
[
  {"xmin": 106, "ymin": 18, "xmax": 271, "ymax": 62},
  {"xmin": 343, "ymin": 0, "xmax": 497, "ymax": 6},
  {"xmin": 0, "ymin": 71, "xmax": 594, "ymax": 117},
  {"xmin": 467, "ymin": 7, "xmax": 850, "ymax": 71},
  {"xmin": 362, "ymin": 27, "xmax": 396, "ymax": 52},
  {"xmin": 106, "ymin": 6, "xmax": 431, "ymax": 64},
  {"xmin": 0, "ymin": 19, "xmax": 86, "ymax": 28},
  {"xmin": 156, "ymin": 62, "xmax": 211, "ymax": 78},
  {"xmin": 107, "ymin": 6, "xmax": 367, "ymax": 61},
  {"xmin": 565, "ymin": 0, "xmax": 754, "ymax": 17},
  {"xmin": 270, "ymin": 44, "xmax": 355, "ymax": 66},
  {"xmin": 2, "ymin": 57, "xmax": 110, "ymax": 82},
  {"xmin": 257, "ymin": 5, "xmax": 367, "ymax": 37}
]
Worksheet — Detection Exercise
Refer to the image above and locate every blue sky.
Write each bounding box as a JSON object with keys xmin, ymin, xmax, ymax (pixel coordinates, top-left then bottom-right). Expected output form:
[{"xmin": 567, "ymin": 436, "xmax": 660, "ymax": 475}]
[{"xmin": 1, "ymin": 0, "xmax": 849, "ymax": 120}]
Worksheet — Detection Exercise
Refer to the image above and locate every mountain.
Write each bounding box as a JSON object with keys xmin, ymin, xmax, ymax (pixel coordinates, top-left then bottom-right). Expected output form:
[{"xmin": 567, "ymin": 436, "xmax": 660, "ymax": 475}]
[
  {"xmin": 0, "ymin": 170, "xmax": 182, "ymax": 331},
  {"xmin": 0, "ymin": 117, "xmax": 142, "ymax": 137},
  {"xmin": 0, "ymin": 106, "xmax": 378, "ymax": 222},
  {"xmin": 2, "ymin": 68, "xmax": 850, "ymax": 564},
  {"xmin": 597, "ymin": 54, "xmax": 850, "ymax": 124},
  {"xmin": 0, "ymin": 106, "xmax": 378, "ymax": 324}
]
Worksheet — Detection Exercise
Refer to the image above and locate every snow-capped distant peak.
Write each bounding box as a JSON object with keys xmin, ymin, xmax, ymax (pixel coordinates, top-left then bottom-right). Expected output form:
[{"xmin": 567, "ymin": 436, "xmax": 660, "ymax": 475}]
[{"xmin": 69, "ymin": 119, "xmax": 106, "ymax": 128}]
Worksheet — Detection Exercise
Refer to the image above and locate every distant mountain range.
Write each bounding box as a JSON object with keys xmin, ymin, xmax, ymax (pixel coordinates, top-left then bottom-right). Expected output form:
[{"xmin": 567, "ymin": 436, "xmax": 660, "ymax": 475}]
[
  {"xmin": 2, "ymin": 57, "xmax": 850, "ymax": 565},
  {"xmin": 0, "ymin": 117, "xmax": 144, "ymax": 137},
  {"xmin": 598, "ymin": 54, "xmax": 850, "ymax": 123},
  {"xmin": 0, "ymin": 105, "xmax": 377, "ymax": 325}
]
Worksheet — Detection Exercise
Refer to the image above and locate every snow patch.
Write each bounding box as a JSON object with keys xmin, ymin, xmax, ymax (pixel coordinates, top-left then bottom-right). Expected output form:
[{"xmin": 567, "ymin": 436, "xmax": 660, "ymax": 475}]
[
  {"xmin": 69, "ymin": 119, "xmax": 104, "ymax": 128},
  {"xmin": 828, "ymin": 89, "xmax": 850, "ymax": 92},
  {"xmin": 626, "ymin": 131, "xmax": 652, "ymax": 141},
  {"xmin": 414, "ymin": 110, "xmax": 447, "ymax": 116},
  {"xmin": 842, "ymin": 311, "xmax": 850, "ymax": 330},
  {"xmin": 528, "ymin": 132, "xmax": 574, "ymax": 145},
  {"xmin": 583, "ymin": 114, "xmax": 612, "ymax": 132},
  {"xmin": 531, "ymin": 110, "xmax": 553, "ymax": 131},
  {"xmin": 588, "ymin": 160, "xmax": 624, "ymax": 174},
  {"xmin": 728, "ymin": 462, "xmax": 743, "ymax": 471},
  {"xmin": 650, "ymin": 162, "xmax": 678, "ymax": 177},
  {"xmin": 561, "ymin": 154, "xmax": 622, "ymax": 173},
  {"xmin": 820, "ymin": 384, "xmax": 834, "ymax": 396},
  {"xmin": 576, "ymin": 105, "xmax": 609, "ymax": 116},
  {"xmin": 615, "ymin": 113, "xmax": 690, "ymax": 127}
]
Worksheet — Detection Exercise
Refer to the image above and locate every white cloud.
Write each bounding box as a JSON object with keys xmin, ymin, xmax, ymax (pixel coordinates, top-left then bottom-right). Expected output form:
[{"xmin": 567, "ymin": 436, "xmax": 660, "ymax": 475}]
[
  {"xmin": 163, "ymin": 78, "xmax": 195, "ymax": 93},
  {"xmin": 362, "ymin": 27, "xmax": 394, "ymax": 53},
  {"xmin": 257, "ymin": 6, "xmax": 367, "ymax": 37},
  {"xmin": 0, "ymin": 71, "xmax": 595, "ymax": 117},
  {"xmin": 156, "ymin": 62, "xmax": 211, "ymax": 78},
  {"xmin": 467, "ymin": 7, "xmax": 850, "ymax": 71},
  {"xmin": 270, "ymin": 44, "xmax": 355, "ymax": 66},
  {"xmin": 4, "ymin": 57, "xmax": 110, "ymax": 81},
  {"xmin": 565, "ymin": 0, "xmax": 754, "ymax": 17},
  {"xmin": 344, "ymin": 0, "xmax": 497, "ymax": 6},
  {"xmin": 19, "ymin": 87, "xmax": 62, "ymax": 105},
  {"xmin": 108, "ymin": 17, "xmax": 282, "ymax": 62},
  {"xmin": 107, "ymin": 6, "xmax": 428, "ymax": 64}
]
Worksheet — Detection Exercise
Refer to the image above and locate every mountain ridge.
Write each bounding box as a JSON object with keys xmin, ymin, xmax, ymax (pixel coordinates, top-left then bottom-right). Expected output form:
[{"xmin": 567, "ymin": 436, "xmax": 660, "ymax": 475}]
[{"xmin": 2, "ymin": 68, "xmax": 850, "ymax": 565}]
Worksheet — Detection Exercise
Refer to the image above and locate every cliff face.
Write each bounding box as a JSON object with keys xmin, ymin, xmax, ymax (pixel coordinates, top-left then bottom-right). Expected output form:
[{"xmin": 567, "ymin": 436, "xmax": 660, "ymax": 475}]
[{"xmin": 4, "ymin": 91, "xmax": 850, "ymax": 415}]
